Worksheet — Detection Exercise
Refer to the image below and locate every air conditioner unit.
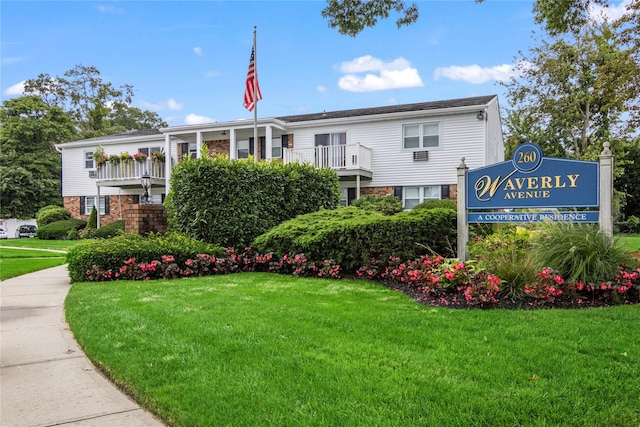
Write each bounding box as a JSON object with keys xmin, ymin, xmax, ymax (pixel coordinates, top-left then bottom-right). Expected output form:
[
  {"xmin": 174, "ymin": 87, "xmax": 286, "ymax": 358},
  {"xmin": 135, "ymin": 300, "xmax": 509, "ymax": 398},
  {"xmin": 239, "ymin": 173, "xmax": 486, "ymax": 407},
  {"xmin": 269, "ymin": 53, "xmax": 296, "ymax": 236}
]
[
  {"xmin": 88, "ymin": 170, "xmax": 97, "ymax": 178},
  {"xmin": 412, "ymin": 151, "xmax": 429, "ymax": 161}
]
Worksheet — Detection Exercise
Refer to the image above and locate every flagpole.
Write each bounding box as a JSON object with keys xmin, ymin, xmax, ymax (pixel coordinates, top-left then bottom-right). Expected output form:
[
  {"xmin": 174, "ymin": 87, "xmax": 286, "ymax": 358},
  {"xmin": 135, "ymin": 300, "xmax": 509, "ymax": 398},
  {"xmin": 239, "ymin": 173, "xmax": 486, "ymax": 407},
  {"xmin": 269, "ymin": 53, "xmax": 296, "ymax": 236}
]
[{"xmin": 253, "ymin": 26, "xmax": 258, "ymax": 162}]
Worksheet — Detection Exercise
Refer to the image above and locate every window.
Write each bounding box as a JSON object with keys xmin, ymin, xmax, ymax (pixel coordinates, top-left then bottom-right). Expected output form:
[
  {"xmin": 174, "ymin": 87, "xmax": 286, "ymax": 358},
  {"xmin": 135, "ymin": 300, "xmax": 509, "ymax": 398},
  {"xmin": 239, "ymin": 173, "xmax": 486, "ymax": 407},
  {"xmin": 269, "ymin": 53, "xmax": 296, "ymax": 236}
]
[
  {"xmin": 85, "ymin": 151, "xmax": 95, "ymax": 169},
  {"xmin": 403, "ymin": 186, "xmax": 441, "ymax": 209},
  {"xmin": 237, "ymin": 140, "xmax": 250, "ymax": 159},
  {"xmin": 315, "ymin": 132, "xmax": 346, "ymax": 147},
  {"xmin": 403, "ymin": 123, "xmax": 440, "ymax": 149},
  {"xmin": 85, "ymin": 196, "xmax": 107, "ymax": 215},
  {"xmin": 137, "ymin": 146, "xmax": 162, "ymax": 156},
  {"xmin": 272, "ymin": 137, "xmax": 282, "ymax": 158}
]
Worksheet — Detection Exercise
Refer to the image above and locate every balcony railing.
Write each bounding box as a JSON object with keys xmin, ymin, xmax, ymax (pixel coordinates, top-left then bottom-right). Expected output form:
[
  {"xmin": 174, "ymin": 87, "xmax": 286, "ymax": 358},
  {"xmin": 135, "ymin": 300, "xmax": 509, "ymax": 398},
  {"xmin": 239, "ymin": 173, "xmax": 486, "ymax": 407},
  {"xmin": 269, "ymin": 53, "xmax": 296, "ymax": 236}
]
[
  {"xmin": 282, "ymin": 144, "xmax": 371, "ymax": 172},
  {"xmin": 96, "ymin": 159, "xmax": 165, "ymax": 183}
]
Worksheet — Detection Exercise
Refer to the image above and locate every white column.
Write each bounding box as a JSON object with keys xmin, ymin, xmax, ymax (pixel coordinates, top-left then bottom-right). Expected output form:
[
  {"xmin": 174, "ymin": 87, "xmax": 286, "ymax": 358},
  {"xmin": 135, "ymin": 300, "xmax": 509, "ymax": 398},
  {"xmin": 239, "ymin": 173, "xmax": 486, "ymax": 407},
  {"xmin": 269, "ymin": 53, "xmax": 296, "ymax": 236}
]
[
  {"xmin": 356, "ymin": 175, "xmax": 361, "ymax": 199},
  {"xmin": 230, "ymin": 129, "xmax": 237, "ymax": 159},
  {"xmin": 600, "ymin": 142, "xmax": 614, "ymax": 237},
  {"xmin": 165, "ymin": 134, "xmax": 172, "ymax": 192},
  {"xmin": 456, "ymin": 158, "xmax": 469, "ymax": 262},
  {"xmin": 265, "ymin": 125, "xmax": 273, "ymax": 160},
  {"xmin": 196, "ymin": 131, "xmax": 202, "ymax": 159},
  {"xmin": 96, "ymin": 185, "xmax": 101, "ymax": 228}
]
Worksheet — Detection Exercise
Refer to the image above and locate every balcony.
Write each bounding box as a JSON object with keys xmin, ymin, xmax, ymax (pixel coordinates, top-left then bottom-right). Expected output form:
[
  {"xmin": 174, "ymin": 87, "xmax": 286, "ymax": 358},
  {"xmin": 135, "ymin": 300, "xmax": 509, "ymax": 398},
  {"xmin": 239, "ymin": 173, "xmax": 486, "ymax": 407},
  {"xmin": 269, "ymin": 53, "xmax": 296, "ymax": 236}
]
[
  {"xmin": 282, "ymin": 144, "xmax": 372, "ymax": 180},
  {"xmin": 95, "ymin": 159, "xmax": 166, "ymax": 188}
]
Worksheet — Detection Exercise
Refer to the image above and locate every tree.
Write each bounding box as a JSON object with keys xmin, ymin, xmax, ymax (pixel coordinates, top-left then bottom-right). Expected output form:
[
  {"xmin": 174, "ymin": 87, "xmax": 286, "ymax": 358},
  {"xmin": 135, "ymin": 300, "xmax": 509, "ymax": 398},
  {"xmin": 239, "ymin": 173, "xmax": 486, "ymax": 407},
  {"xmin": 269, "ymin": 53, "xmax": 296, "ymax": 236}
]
[
  {"xmin": 23, "ymin": 64, "xmax": 164, "ymax": 139},
  {"xmin": 0, "ymin": 96, "xmax": 76, "ymax": 218},
  {"xmin": 615, "ymin": 138, "xmax": 640, "ymax": 219},
  {"xmin": 502, "ymin": 21, "xmax": 639, "ymax": 161}
]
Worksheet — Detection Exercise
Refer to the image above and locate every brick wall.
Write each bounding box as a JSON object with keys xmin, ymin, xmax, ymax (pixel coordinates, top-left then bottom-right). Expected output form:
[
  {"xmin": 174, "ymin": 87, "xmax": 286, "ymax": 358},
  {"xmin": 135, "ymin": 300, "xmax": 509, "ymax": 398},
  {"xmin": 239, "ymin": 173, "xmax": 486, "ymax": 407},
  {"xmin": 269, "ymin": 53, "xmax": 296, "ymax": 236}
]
[
  {"xmin": 124, "ymin": 204, "xmax": 167, "ymax": 236},
  {"xmin": 64, "ymin": 195, "xmax": 135, "ymax": 226},
  {"xmin": 361, "ymin": 186, "xmax": 395, "ymax": 197},
  {"xmin": 206, "ymin": 140, "xmax": 230, "ymax": 158}
]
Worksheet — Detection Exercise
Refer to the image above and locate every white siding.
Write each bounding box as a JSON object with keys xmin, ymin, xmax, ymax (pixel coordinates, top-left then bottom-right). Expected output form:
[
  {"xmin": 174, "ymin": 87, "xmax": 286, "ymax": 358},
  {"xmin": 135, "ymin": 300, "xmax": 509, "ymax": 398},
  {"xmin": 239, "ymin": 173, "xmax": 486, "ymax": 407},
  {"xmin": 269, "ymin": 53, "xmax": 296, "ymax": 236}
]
[{"xmin": 485, "ymin": 97, "xmax": 505, "ymax": 165}]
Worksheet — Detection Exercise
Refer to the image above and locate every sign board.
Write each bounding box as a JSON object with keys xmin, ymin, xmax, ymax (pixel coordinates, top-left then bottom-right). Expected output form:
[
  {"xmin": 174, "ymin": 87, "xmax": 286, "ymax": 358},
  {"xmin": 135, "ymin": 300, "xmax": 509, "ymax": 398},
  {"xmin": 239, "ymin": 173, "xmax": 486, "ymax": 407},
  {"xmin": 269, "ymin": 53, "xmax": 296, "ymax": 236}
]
[
  {"xmin": 467, "ymin": 143, "xmax": 599, "ymax": 210},
  {"xmin": 467, "ymin": 211, "xmax": 599, "ymax": 223}
]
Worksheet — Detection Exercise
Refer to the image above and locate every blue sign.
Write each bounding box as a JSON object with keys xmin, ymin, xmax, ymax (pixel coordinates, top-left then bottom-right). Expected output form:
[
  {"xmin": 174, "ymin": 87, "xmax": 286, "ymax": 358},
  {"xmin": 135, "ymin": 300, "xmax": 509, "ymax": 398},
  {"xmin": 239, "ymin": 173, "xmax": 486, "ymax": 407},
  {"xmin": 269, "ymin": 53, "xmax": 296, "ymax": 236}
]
[
  {"xmin": 467, "ymin": 143, "xmax": 599, "ymax": 209},
  {"xmin": 468, "ymin": 211, "xmax": 599, "ymax": 223}
]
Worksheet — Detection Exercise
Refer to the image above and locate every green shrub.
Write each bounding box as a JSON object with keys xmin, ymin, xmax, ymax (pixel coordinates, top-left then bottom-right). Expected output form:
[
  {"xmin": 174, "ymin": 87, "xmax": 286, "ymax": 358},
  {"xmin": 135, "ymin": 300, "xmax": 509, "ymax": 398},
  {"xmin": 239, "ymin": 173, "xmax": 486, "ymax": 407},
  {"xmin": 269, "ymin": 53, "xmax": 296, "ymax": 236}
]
[
  {"xmin": 94, "ymin": 219, "xmax": 125, "ymax": 239},
  {"xmin": 36, "ymin": 207, "xmax": 71, "ymax": 227},
  {"xmin": 253, "ymin": 206, "xmax": 457, "ymax": 272},
  {"xmin": 412, "ymin": 199, "xmax": 457, "ymax": 211},
  {"xmin": 88, "ymin": 206, "xmax": 97, "ymax": 229},
  {"xmin": 169, "ymin": 157, "xmax": 341, "ymax": 248},
  {"xmin": 616, "ymin": 215, "xmax": 640, "ymax": 234},
  {"xmin": 67, "ymin": 228, "xmax": 80, "ymax": 240},
  {"xmin": 36, "ymin": 219, "xmax": 87, "ymax": 240},
  {"xmin": 66, "ymin": 232, "xmax": 225, "ymax": 283},
  {"xmin": 36, "ymin": 204, "xmax": 64, "ymax": 219},
  {"xmin": 468, "ymin": 226, "xmax": 538, "ymax": 296},
  {"xmin": 351, "ymin": 195, "xmax": 402, "ymax": 215},
  {"xmin": 531, "ymin": 222, "xmax": 633, "ymax": 284}
]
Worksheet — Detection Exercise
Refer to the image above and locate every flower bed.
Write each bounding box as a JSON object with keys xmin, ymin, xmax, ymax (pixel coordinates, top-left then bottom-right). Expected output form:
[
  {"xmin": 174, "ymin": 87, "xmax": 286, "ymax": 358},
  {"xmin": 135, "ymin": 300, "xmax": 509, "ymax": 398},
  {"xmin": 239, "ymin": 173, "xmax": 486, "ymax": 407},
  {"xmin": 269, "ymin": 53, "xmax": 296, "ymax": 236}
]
[{"xmin": 83, "ymin": 247, "xmax": 640, "ymax": 309}]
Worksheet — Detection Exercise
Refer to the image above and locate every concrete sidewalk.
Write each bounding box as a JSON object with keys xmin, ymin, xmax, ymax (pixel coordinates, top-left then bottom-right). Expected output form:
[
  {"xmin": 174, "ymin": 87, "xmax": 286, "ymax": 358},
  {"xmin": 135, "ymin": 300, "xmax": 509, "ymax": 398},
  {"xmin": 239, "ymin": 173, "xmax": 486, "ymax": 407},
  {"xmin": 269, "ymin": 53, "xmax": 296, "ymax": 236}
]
[{"xmin": 1, "ymin": 265, "xmax": 164, "ymax": 427}]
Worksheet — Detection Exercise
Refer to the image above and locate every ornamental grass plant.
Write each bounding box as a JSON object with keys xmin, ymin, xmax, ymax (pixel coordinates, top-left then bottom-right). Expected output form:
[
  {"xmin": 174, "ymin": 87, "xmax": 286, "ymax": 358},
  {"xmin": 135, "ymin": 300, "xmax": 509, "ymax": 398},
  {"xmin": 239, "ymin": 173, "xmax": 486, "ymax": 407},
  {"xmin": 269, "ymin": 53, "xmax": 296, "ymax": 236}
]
[{"xmin": 531, "ymin": 222, "xmax": 633, "ymax": 285}]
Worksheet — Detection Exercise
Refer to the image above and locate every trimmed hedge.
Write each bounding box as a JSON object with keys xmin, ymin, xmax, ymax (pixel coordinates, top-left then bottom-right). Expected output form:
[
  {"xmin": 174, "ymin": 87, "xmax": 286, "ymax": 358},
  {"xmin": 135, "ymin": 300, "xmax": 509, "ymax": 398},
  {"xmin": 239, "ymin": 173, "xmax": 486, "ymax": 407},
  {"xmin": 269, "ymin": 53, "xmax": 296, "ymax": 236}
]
[
  {"xmin": 351, "ymin": 194, "xmax": 402, "ymax": 215},
  {"xmin": 168, "ymin": 157, "xmax": 341, "ymax": 248},
  {"xmin": 412, "ymin": 199, "xmax": 457, "ymax": 211},
  {"xmin": 253, "ymin": 206, "xmax": 457, "ymax": 272},
  {"xmin": 93, "ymin": 219, "xmax": 125, "ymax": 238},
  {"xmin": 66, "ymin": 233, "xmax": 225, "ymax": 283},
  {"xmin": 36, "ymin": 219, "xmax": 87, "ymax": 240},
  {"xmin": 37, "ymin": 207, "xmax": 71, "ymax": 227}
]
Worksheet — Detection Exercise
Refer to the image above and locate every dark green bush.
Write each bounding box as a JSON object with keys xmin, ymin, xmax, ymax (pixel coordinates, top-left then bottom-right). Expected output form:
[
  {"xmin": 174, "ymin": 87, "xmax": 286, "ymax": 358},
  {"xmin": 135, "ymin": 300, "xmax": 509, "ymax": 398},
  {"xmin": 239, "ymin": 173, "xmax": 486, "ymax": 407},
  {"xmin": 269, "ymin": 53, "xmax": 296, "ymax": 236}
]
[
  {"xmin": 36, "ymin": 207, "xmax": 71, "ymax": 227},
  {"xmin": 93, "ymin": 219, "xmax": 125, "ymax": 239},
  {"xmin": 616, "ymin": 215, "xmax": 640, "ymax": 234},
  {"xmin": 66, "ymin": 232, "xmax": 225, "ymax": 283},
  {"xmin": 253, "ymin": 206, "xmax": 457, "ymax": 272},
  {"xmin": 88, "ymin": 206, "xmax": 97, "ymax": 229},
  {"xmin": 36, "ymin": 219, "xmax": 87, "ymax": 240},
  {"xmin": 412, "ymin": 199, "xmax": 457, "ymax": 211},
  {"xmin": 351, "ymin": 195, "xmax": 402, "ymax": 215},
  {"xmin": 531, "ymin": 222, "xmax": 633, "ymax": 284},
  {"xmin": 169, "ymin": 157, "xmax": 341, "ymax": 248}
]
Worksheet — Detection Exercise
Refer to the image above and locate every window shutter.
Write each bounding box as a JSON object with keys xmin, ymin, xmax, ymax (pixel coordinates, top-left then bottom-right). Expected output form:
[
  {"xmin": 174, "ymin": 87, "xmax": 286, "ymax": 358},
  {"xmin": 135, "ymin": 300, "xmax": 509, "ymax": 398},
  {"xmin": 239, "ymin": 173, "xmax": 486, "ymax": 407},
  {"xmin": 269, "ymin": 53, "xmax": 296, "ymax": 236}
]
[
  {"xmin": 394, "ymin": 187, "xmax": 403, "ymax": 199},
  {"xmin": 259, "ymin": 137, "xmax": 266, "ymax": 160},
  {"xmin": 441, "ymin": 185, "xmax": 450, "ymax": 200},
  {"xmin": 347, "ymin": 188, "xmax": 357, "ymax": 206},
  {"xmin": 282, "ymin": 135, "xmax": 289, "ymax": 149},
  {"xmin": 104, "ymin": 196, "xmax": 110, "ymax": 214},
  {"xmin": 133, "ymin": 195, "xmax": 140, "ymax": 204},
  {"xmin": 249, "ymin": 137, "xmax": 255, "ymax": 155},
  {"xmin": 161, "ymin": 193, "xmax": 166, "ymax": 203},
  {"xmin": 80, "ymin": 197, "xmax": 86, "ymax": 215}
]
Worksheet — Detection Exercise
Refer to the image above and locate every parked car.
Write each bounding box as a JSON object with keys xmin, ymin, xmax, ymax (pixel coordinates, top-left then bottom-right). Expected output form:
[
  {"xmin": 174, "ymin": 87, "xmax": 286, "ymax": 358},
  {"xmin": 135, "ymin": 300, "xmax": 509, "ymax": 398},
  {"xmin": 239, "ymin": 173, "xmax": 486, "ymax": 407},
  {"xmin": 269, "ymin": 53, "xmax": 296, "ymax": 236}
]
[
  {"xmin": 16, "ymin": 225, "xmax": 37, "ymax": 238},
  {"xmin": 0, "ymin": 227, "xmax": 7, "ymax": 239}
]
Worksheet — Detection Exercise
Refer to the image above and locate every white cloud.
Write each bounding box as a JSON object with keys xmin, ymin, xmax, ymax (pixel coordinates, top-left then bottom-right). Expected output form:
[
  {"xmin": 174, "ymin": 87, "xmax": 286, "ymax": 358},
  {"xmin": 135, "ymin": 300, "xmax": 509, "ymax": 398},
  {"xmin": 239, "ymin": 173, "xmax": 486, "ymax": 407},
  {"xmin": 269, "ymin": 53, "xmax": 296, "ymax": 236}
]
[
  {"xmin": 317, "ymin": 85, "xmax": 327, "ymax": 93},
  {"xmin": 4, "ymin": 80, "xmax": 25, "ymax": 95},
  {"xmin": 337, "ymin": 55, "xmax": 424, "ymax": 92},
  {"xmin": 98, "ymin": 5, "xmax": 124, "ymax": 13},
  {"xmin": 139, "ymin": 98, "xmax": 184, "ymax": 111},
  {"xmin": 185, "ymin": 113, "xmax": 215, "ymax": 125},
  {"xmin": 194, "ymin": 47, "xmax": 203, "ymax": 56},
  {"xmin": 433, "ymin": 64, "xmax": 517, "ymax": 84},
  {"xmin": 590, "ymin": 0, "xmax": 632, "ymax": 22}
]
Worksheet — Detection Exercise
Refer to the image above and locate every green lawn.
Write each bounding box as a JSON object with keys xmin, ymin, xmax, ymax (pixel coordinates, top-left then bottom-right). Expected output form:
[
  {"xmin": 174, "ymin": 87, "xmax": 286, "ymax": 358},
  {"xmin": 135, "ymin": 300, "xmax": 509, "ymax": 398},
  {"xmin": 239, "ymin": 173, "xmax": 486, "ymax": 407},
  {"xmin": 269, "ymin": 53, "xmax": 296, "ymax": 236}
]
[
  {"xmin": 0, "ymin": 238, "xmax": 81, "ymax": 251},
  {"xmin": 66, "ymin": 273, "xmax": 640, "ymax": 427},
  {"xmin": 0, "ymin": 243, "xmax": 70, "ymax": 280},
  {"xmin": 619, "ymin": 234, "xmax": 640, "ymax": 252}
]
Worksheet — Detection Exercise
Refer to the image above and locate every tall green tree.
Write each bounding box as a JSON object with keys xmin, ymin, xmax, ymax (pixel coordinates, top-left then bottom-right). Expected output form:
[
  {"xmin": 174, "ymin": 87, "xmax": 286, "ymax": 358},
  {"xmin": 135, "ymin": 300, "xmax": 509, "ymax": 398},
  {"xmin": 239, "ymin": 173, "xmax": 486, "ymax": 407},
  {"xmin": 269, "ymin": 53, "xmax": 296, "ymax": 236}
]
[
  {"xmin": 23, "ymin": 64, "xmax": 166, "ymax": 139},
  {"xmin": 0, "ymin": 96, "xmax": 76, "ymax": 218},
  {"xmin": 502, "ymin": 21, "xmax": 639, "ymax": 161}
]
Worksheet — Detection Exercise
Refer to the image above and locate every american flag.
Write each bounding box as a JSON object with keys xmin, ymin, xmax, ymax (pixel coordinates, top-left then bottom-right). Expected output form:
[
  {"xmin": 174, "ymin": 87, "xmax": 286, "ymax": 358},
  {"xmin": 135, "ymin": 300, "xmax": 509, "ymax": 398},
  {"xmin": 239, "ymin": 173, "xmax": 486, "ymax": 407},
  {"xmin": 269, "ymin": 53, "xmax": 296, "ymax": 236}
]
[{"xmin": 243, "ymin": 41, "xmax": 262, "ymax": 112}]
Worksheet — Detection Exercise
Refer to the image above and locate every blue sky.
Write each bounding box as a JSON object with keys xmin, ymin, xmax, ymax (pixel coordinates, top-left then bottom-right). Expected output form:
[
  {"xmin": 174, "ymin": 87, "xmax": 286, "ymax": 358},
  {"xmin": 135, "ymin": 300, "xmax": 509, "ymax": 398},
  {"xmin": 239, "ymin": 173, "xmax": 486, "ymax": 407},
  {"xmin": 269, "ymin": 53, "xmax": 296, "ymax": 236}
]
[{"xmin": 1, "ymin": 1, "xmax": 630, "ymax": 126}]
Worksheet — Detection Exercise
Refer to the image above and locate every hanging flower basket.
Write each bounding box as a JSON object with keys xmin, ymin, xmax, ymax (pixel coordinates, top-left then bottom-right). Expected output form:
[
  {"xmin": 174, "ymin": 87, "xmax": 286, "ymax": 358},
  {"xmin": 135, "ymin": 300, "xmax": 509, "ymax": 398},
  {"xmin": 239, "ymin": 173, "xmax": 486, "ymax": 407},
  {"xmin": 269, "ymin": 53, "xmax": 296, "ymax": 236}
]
[
  {"xmin": 151, "ymin": 151, "xmax": 165, "ymax": 162},
  {"xmin": 133, "ymin": 152, "xmax": 148, "ymax": 163},
  {"xmin": 108, "ymin": 154, "xmax": 120, "ymax": 165},
  {"xmin": 93, "ymin": 145, "xmax": 107, "ymax": 168}
]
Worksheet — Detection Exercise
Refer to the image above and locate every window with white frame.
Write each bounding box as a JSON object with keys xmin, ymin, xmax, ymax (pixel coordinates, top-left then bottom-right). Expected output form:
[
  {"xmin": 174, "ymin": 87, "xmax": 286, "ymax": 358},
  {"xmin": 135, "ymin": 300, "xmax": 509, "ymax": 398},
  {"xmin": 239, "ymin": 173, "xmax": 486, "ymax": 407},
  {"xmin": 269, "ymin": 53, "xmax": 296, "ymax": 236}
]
[
  {"xmin": 237, "ymin": 140, "xmax": 250, "ymax": 159},
  {"xmin": 272, "ymin": 137, "xmax": 282, "ymax": 158},
  {"xmin": 137, "ymin": 146, "xmax": 162, "ymax": 156},
  {"xmin": 86, "ymin": 196, "xmax": 107, "ymax": 215},
  {"xmin": 403, "ymin": 123, "xmax": 440, "ymax": 149},
  {"xmin": 84, "ymin": 151, "xmax": 95, "ymax": 169},
  {"xmin": 340, "ymin": 188, "xmax": 348, "ymax": 206},
  {"xmin": 403, "ymin": 186, "xmax": 441, "ymax": 209}
]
